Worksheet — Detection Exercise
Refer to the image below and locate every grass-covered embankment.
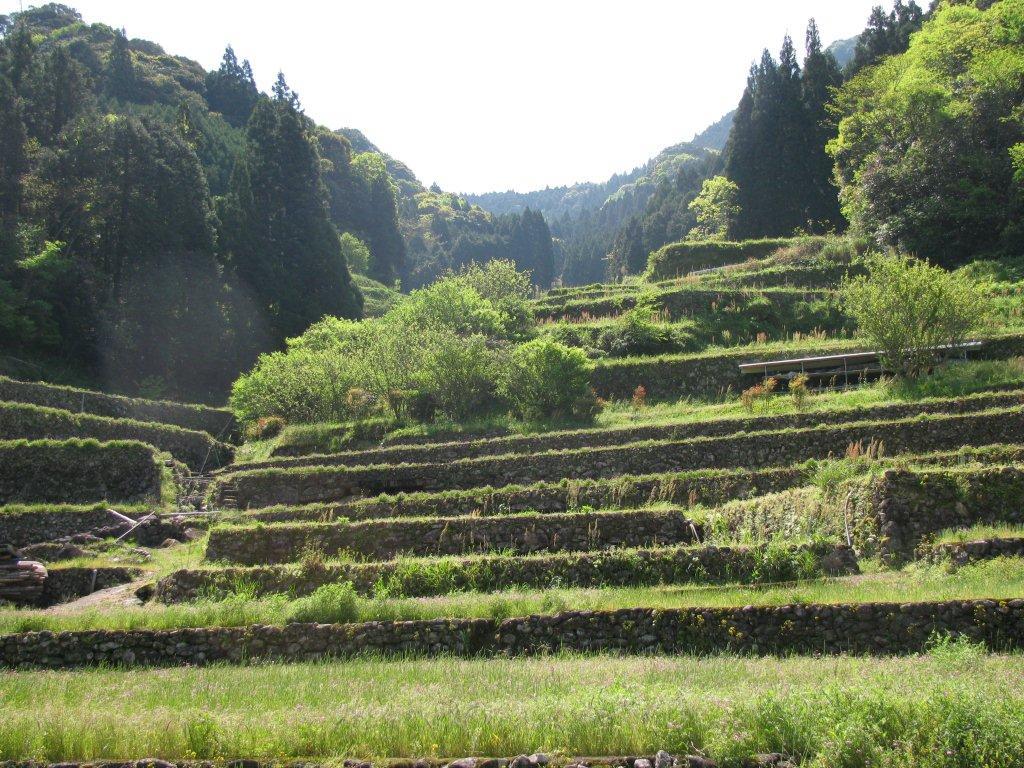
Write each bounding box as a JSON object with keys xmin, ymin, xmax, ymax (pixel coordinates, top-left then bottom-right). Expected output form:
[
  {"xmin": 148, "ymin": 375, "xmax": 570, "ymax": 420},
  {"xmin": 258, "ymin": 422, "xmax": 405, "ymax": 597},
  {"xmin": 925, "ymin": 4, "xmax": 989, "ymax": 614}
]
[{"xmin": 1, "ymin": 558, "xmax": 1021, "ymax": 636}]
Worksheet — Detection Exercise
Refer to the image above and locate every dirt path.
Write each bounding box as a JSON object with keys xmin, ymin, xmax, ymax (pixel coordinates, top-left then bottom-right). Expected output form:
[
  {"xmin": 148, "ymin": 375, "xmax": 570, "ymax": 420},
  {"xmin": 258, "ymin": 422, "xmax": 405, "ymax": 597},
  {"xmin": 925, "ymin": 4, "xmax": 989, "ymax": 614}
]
[{"xmin": 43, "ymin": 577, "xmax": 151, "ymax": 614}]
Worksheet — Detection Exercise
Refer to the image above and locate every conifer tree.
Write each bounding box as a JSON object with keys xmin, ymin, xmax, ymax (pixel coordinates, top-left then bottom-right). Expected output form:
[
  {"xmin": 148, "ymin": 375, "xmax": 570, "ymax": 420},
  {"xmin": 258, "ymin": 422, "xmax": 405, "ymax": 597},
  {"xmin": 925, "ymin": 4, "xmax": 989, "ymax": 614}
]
[
  {"xmin": 219, "ymin": 80, "xmax": 362, "ymax": 343},
  {"xmin": 104, "ymin": 30, "xmax": 137, "ymax": 101},
  {"xmin": 801, "ymin": 20, "xmax": 844, "ymax": 228},
  {"xmin": 204, "ymin": 45, "xmax": 259, "ymax": 128}
]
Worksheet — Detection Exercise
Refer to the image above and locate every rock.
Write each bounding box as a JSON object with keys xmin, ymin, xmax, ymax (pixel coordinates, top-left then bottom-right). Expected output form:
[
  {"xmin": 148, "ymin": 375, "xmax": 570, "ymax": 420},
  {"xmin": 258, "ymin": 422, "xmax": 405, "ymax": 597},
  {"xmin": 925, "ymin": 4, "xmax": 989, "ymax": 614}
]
[
  {"xmin": 655, "ymin": 751, "xmax": 675, "ymax": 768},
  {"xmin": 19, "ymin": 542, "xmax": 87, "ymax": 562},
  {"xmin": 226, "ymin": 760, "xmax": 262, "ymax": 768},
  {"xmin": 136, "ymin": 760, "xmax": 176, "ymax": 768},
  {"xmin": 183, "ymin": 527, "xmax": 203, "ymax": 541},
  {"xmin": 509, "ymin": 756, "xmax": 532, "ymax": 768},
  {"xmin": 445, "ymin": 759, "xmax": 477, "ymax": 768},
  {"xmin": 634, "ymin": 760, "xmax": 653, "ymax": 768},
  {"xmin": 683, "ymin": 758, "xmax": 718, "ymax": 768},
  {"xmin": 135, "ymin": 583, "xmax": 155, "ymax": 602},
  {"xmin": 158, "ymin": 538, "xmax": 180, "ymax": 549},
  {"xmin": 478, "ymin": 760, "xmax": 506, "ymax": 768},
  {"xmin": 528, "ymin": 755, "xmax": 550, "ymax": 767}
]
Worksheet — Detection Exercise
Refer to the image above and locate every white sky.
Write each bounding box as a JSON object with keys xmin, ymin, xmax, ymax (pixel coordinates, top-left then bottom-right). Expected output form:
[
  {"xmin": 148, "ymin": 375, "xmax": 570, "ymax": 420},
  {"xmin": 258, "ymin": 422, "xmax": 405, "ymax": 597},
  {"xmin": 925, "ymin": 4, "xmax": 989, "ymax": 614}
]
[{"xmin": 6, "ymin": 1, "xmax": 880, "ymax": 193}]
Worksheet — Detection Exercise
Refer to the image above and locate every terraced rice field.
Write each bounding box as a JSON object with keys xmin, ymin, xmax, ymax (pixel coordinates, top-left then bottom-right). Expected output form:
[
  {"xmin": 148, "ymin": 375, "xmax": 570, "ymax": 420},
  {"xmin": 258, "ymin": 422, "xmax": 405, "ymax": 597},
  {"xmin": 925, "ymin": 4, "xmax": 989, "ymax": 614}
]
[{"xmin": 4, "ymin": 244, "xmax": 1024, "ymax": 766}]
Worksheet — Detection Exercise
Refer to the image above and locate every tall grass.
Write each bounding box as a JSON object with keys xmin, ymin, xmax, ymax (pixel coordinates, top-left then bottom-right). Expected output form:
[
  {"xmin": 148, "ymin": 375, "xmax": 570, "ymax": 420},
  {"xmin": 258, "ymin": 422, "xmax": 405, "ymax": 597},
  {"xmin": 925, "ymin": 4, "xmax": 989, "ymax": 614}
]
[
  {"xmin": 1, "ymin": 651, "xmax": 1023, "ymax": 765},
  {"xmin": 2, "ymin": 559, "xmax": 1022, "ymax": 636}
]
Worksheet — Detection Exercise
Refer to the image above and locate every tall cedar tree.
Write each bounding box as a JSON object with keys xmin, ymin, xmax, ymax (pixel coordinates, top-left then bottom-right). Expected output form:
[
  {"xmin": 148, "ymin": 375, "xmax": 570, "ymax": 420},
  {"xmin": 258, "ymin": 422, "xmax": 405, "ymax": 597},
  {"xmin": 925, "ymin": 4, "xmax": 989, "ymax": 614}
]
[
  {"xmin": 204, "ymin": 46, "xmax": 259, "ymax": 128},
  {"xmin": 104, "ymin": 30, "xmax": 138, "ymax": 101},
  {"xmin": 219, "ymin": 76, "xmax": 362, "ymax": 343},
  {"xmin": 849, "ymin": 1, "xmax": 925, "ymax": 74},
  {"xmin": 509, "ymin": 208, "xmax": 555, "ymax": 288},
  {"xmin": 724, "ymin": 26, "xmax": 844, "ymax": 238},
  {"xmin": 23, "ymin": 115, "xmax": 243, "ymax": 398}
]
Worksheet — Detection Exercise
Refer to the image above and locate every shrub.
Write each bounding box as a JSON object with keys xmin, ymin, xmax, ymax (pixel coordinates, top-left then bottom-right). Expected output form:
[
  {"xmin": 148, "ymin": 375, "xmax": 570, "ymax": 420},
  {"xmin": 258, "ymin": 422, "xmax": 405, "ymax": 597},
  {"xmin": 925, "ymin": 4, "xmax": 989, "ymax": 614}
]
[
  {"xmin": 632, "ymin": 385, "xmax": 647, "ymax": 409},
  {"xmin": 842, "ymin": 253, "xmax": 991, "ymax": 378},
  {"xmin": 740, "ymin": 377, "xmax": 778, "ymax": 413},
  {"xmin": 790, "ymin": 374, "xmax": 810, "ymax": 411},
  {"xmin": 497, "ymin": 338, "xmax": 598, "ymax": 422},
  {"xmin": 597, "ymin": 307, "xmax": 679, "ymax": 357},
  {"xmin": 243, "ymin": 416, "xmax": 287, "ymax": 442},
  {"xmin": 231, "ymin": 265, "xmax": 536, "ymax": 425},
  {"xmin": 286, "ymin": 582, "xmax": 360, "ymax": 624}
]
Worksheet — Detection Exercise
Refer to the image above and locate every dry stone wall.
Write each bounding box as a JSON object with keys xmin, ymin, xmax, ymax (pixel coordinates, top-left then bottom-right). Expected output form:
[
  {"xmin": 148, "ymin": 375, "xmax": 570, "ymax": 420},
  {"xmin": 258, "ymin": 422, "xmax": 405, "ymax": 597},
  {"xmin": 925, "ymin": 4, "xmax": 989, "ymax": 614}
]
[
  {"xmin": 930, "ymin": 537, "xmax": 1024, "ymax": 566},
  {"xmin": 534, "ymin": 286, "xmax": 828, "ymax": 323},
  {"xmin": 0, "ymin": 439, "xmax": 161, "ymax": 505},
  {"xmin": 242, "ymin": 467, "xmax": 810, "ymax": 524},
  {"xmin": 5, "ymin": 599, "xmax": 1024, "ymax": 669},
  {"xmin": 206, "ymin": 509, "xmax": 701, "ymax": 565},
  {"xmin": 157, "ymin": 542, "xmax": 857, "ymax": 602},
  {"xmin": 0, "ymin": 504, "xmax": 128, "ymax": 548},
  {"xmin": 222, "ymin": 408, "xmax": 1024, "ymax": 508},
  {"xmin": 849, "ymin": 466, "xmax": 1024, "ymax": 562},
  {"xmin": 646, "ymin": 237, "xmax": 822, "ymax": 280},
  {"xmin": 39, "ymin": 567, "xmax": 138, "ymax": 606}
]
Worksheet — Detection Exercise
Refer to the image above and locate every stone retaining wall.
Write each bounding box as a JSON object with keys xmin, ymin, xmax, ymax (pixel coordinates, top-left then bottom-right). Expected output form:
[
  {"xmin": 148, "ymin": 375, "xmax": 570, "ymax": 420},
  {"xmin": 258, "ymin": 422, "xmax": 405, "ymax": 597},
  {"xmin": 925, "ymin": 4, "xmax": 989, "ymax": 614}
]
[
  {"xmin": 206, "ymin": 509, "xmax": 701, "ymax": 565},
  {"xmin": 157, "ymin": 542, "xmax": 857, "ymax": 602},
  {"xmin": 929, "ymin": 537, "xmax": 1024, "ymax": 566},
  {"xmin": 221, "ymin": 407, "xmax": 1024, "ymax": 508},
  {"xmin": 40, "ymin": 567, "xmax": 138, "ymax": 606},
  {"xmin": 242, "ymin": 467, "xmax": 810, "ymax": 524},
  {"xmin": 850, "ymin": 466, "xmax": 1024, "ymax": 563},
  {"xmin": 0, "ymin": 439, "xmax": 161, "ymax": 505},
  {"xmin": 236, "ymin": 390, "xmax": 1024, "ymax": 473},
  {"xmin": 4, "ymin": 599, "xmax": 1023, "ymax": 668},
  {"xmin": 589, "ymin": 333, "xmax": 1024, "ymax": 402},
  {"xmin": 646, "ymin": 237, "xmax": 820, "ymax": 280},
  {"xmin": 0, "ymin": 504, "xmax": 125, "ymax": 547},
  {"xmin": 0, "ymin": 375, "xmax": 237, "ymax": 440}
]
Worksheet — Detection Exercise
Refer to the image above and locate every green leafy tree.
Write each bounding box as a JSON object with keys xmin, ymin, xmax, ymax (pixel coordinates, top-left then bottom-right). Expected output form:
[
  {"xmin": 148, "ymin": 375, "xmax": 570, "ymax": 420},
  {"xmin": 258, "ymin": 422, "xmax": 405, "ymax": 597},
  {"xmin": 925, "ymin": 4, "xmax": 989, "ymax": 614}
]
[
  {"xmin": 842, "ymin": 253, "xmax": 990, "ymax": 378},
  {"xmin": 339, "ymin": 232, "xmax": 371, "ymax": 274},
  {"xmin": 687, "ymin": 176, "xmax": 740, "ymax": 240},
  {"xmin": 829, "ymin": 0, "xmax": 1024, "ymax": 266},
  {"xmin": 454, "ymin": 259, "xmax": 535, "ymax": 340},
  {"xmin": 497, "ymin": 338, "xmax": 597, "ymax": 422}
]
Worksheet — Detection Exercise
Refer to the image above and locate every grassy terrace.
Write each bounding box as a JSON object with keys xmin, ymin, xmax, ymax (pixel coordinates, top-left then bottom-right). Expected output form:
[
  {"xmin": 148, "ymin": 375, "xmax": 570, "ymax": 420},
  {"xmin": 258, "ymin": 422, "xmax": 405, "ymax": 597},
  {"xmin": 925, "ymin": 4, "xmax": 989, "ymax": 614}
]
[
  {"xmin": 1, "ymin": 558, "xmax": 1020, "ymax": 635},
  {"xmin": 245, "ymin": 356, "xmax": 1024, "ymax": 460},
  {"xmin": 230, "ymin": 384, "xmax": 1024, "ymax": 472},
  {"xmin": 2, "ymin": 650, "xmax": 1022, "ymax": 764}
]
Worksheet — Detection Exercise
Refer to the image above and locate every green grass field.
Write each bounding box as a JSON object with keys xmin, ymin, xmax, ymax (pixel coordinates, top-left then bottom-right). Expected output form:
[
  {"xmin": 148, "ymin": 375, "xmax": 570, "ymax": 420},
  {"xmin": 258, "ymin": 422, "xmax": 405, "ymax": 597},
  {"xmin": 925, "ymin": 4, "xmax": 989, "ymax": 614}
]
[{"xmin": 2, "ymin": 649, "xmax": 1022, "ymax": 765}]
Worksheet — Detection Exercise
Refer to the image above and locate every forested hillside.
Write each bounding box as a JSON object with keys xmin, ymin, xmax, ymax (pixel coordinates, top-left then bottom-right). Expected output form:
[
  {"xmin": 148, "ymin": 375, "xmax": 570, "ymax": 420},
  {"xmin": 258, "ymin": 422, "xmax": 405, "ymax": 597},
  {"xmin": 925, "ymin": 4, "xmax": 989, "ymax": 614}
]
[
  {"xmin": 468, "ymin": 1, "xmax": 955, "ymax": 287},
  {"xmin": 0, "ymin": 3, "xmax": 555, "ymax": 401}
]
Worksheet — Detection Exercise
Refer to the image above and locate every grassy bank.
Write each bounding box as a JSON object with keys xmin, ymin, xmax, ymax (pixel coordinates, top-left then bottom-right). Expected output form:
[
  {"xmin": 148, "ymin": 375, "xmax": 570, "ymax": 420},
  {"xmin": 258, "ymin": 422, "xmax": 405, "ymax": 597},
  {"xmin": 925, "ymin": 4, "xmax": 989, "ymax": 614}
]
[
  {"xmin": 2, "ymin": 559, "xmax": 1022, "ymax": 635},
  {"xmin": 1, "ymin": 649, "xmax": 1022, "ymax": 765}
]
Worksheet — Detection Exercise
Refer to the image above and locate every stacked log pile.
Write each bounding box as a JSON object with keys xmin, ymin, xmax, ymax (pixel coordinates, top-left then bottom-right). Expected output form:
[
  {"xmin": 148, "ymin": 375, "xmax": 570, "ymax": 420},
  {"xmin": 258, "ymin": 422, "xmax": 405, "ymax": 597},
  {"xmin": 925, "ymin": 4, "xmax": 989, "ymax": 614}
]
[{"xmin": 0, "ymin": 543, "xmax": 47, "ymax": 605}]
